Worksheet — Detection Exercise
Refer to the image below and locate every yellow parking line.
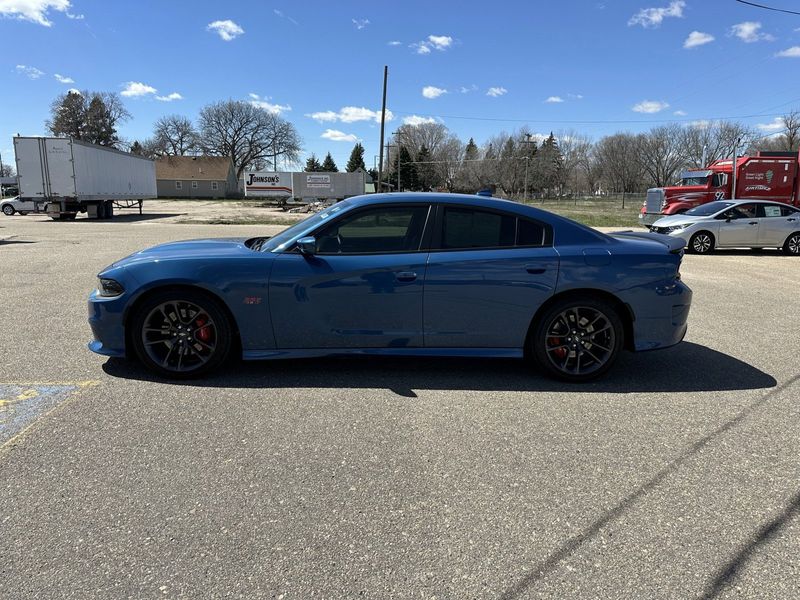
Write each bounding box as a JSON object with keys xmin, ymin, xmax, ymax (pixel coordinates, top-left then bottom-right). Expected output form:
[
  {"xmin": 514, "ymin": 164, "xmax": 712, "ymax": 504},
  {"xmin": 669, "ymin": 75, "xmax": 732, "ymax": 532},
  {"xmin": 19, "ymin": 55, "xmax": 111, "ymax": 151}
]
[{"xmin": 0, "ymin": 380, "xmax": 101, "ymax": 456}]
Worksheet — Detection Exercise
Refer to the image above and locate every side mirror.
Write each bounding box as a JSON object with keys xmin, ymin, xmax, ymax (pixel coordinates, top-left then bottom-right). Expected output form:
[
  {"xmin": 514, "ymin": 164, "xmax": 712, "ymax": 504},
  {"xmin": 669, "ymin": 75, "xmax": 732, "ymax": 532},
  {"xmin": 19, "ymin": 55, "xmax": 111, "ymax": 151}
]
[{"xmin": 296, "ymin": 236, "xmax": 317, "ymax": 256}]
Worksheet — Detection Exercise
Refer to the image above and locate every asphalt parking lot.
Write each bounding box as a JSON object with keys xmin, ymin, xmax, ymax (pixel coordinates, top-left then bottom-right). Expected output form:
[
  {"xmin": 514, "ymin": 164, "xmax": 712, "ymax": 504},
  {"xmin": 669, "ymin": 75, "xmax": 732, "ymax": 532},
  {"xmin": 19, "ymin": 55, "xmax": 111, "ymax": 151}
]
[{"xmin": 1, "ymin": 210, "xmax": 798, "ymax": 599}]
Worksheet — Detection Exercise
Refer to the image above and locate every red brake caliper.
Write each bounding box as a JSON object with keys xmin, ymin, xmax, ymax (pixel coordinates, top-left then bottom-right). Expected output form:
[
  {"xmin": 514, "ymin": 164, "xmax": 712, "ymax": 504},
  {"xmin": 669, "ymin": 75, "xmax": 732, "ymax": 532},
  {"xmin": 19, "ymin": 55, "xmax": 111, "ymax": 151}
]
[
  {"xmin": 195, "ymin": 317, "xmax": 211, "ymax": 342},
  {"xmin": 548, "ymin": 337, "xmax": 567, "ymax": 359}
]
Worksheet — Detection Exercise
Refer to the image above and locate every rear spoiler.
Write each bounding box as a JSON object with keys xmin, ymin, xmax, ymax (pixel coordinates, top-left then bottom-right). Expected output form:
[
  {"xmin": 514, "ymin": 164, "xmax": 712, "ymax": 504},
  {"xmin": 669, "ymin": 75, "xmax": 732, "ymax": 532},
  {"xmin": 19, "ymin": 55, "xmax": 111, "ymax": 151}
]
[{"xmin": 610, "ymin": 230, "xmax": 686, "ymax": 254}]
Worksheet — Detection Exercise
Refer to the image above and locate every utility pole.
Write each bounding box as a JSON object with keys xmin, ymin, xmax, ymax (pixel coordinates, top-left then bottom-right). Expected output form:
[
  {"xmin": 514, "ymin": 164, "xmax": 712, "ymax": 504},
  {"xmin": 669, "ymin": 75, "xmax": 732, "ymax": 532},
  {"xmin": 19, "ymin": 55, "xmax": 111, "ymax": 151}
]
[
  {"xmin": 377, "ymin": 66, "xmax": 388, "ymax": 193},
  {"xmin": 731, "ymin": 137, "xmax": 741, "ymax": 199},
  {"xmin": 521, "ymin": 133, "xmax": 534, "ymax": 202}
]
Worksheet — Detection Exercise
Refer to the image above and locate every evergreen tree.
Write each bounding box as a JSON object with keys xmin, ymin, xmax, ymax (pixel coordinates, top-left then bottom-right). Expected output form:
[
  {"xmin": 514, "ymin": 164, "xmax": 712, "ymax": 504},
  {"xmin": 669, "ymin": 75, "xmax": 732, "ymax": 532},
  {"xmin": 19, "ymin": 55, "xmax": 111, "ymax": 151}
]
[
  {"xmin": 537, "ymin": 133, "xmax": 564, "ymax": 195},
  {"xmin": 130, "ymin": 140, "xmax": 144, "ymax": 156},
  {"xmin": 416, "ymin": 145, "xmax": 435, "ymax": 191},
  {"xmin": 321, "ymin": 152, "xmax": 339, "ymax": 172},
  {"xmin": 305, "ymin": 153, "xmax": 322, "ymax": 172},
  {"xmin": 464, "ymin": 137, "xmax": 479, "ymax": 161},
  {"xmin": 398, "ymin": 146, "xmax": 418, "ymax": 191},
  {"xmin": 49, "ymin": 90, "xmax": 85, "ymax": 139},
  {"xmin": 47, "ymin": 90, "xmax": 130, "ymax": 147},
  {"xmin": 346, "ymin": 142, "xmax": 366, "ymax": 172},
  {"xmin": 85, "ymin": 95, "xmax": 115, "ymax": 146}
]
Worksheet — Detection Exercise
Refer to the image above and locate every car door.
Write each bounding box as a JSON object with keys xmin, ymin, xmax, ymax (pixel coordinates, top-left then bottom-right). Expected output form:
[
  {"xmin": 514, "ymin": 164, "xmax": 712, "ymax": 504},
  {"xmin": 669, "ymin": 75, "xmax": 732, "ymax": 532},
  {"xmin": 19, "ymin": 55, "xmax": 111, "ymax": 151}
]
[
  {"xmin": 269, "ymin": 203, "xmax": 432, "ymax": 349},
  {"xmin": 423, "ymin": 205, "xmax": 559, "ymax": 349},
  {"xmin": 717, "ymin": 203, "xmax": 760, "ymax": 247},
  {"xmin": 758, "ymin": 204, "xmax": 800, "ymax": 247}
]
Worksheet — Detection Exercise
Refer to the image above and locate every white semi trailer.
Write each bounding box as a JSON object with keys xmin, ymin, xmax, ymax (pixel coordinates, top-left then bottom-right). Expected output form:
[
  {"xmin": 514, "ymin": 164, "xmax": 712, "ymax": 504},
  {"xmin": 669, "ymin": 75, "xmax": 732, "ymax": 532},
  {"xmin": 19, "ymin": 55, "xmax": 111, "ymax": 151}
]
[{"xmin": 13, "ymin": 136, "xmax": 156, "ymax": 220}]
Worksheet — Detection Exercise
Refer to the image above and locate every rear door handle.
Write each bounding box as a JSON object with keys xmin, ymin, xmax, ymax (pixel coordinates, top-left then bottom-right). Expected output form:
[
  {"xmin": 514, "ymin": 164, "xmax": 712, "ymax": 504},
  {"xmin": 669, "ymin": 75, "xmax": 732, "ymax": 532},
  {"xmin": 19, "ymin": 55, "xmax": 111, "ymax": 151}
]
[
  {"xmin": 526, "ymin": 265, "xmax": 546, "ymax": 274},
  {"xmin": 748, "ymin": 221, "xmax": 758, "ymax": 225},
  {"xmin": 395, "ymin": 271, "xmax": 417, "ymax": 282},
  {"xmin": 788, "ymin": 218, "xmax": 797, "ymax": 222}
]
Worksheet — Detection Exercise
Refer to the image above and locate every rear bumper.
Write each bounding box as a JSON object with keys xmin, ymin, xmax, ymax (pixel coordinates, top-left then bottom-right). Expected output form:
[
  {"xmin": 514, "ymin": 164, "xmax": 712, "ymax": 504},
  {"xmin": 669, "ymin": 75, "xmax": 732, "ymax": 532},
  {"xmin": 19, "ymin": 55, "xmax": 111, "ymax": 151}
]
[
  {"xmin": 630, "ymin": 280, "xmax": 692, "ymax": 351},
  {"xmin": 87, "ymin": 289, "xmax": 127, "ymax": 358}
]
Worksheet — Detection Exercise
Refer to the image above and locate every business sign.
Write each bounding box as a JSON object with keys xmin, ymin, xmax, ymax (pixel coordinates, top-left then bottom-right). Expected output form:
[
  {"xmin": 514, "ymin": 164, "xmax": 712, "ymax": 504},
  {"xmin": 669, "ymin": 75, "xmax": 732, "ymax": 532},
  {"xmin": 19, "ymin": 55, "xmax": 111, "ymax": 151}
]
[
  {"xmin": 244, "ymin": 172, "xmax": 292, "ymax": 197},
  {"xmin": 306, "ymin": 174, "xmax": 331, "ymax": 189}
]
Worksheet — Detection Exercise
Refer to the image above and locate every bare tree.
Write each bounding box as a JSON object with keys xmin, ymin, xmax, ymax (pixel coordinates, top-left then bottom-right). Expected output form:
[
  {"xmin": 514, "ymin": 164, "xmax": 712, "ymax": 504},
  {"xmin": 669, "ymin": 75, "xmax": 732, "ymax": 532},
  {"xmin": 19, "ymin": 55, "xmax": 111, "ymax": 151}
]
[
  {"xmin": 198, "ymin": 100, "xmax": 301, "ymax": 178},
  {"xmin": 152, "ymin": 115, "xmax": 199, "ymax": 156},
  {"xmin": 635, "ymin": 124, "xmax": 685, "ymax": 187},
  {"xmin": 754, "ymin": 111, "xmax": 800, "ymax": 152},
  {"xmin": 556, "ymin": 131, "xmax": 593, "ymax": 194},
  {"xmin": 595, "ymin": 133, "xmax": 644, "ymax": 193},
  {"xmin": 680, "ymin": 121, "xmax": 758, "ymax": 168}
]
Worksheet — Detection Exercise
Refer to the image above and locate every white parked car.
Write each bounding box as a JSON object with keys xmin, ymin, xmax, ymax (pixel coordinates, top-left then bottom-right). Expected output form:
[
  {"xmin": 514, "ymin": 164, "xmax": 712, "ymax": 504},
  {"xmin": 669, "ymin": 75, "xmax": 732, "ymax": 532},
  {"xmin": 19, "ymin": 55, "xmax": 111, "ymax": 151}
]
[
  {"xmin": 1, "ymin": 196, "xmax": 36, "ymax": 216},
  {"xmin": 650, "ymin": 200, "xmax": 800, "ymax": 255}
]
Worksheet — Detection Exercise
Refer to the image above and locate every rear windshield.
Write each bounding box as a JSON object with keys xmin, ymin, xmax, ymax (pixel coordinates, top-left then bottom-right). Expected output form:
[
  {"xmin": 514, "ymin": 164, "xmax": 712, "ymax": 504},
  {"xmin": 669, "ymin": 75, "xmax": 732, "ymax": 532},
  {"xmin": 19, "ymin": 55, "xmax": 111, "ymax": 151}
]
[{"xmin": 685, "ymin": 201, "xmax": 734, "ymax": 216}]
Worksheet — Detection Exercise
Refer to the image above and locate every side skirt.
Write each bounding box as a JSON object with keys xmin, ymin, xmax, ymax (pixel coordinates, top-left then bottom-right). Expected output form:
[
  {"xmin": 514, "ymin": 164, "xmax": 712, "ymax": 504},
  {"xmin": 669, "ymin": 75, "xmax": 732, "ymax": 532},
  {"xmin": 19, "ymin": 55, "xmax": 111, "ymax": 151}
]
[{"xmin": 242, "ymin": 347, "xmax": 524, "ymax": 361}]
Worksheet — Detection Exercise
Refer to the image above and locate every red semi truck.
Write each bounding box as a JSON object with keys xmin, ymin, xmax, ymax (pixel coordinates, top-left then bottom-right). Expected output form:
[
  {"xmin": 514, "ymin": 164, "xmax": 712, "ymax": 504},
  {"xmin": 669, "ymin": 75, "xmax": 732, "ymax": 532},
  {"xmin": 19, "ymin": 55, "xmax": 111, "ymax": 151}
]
[{"xmin": 639, "ymin": 150, "xmax": 800, "ymax": 226}]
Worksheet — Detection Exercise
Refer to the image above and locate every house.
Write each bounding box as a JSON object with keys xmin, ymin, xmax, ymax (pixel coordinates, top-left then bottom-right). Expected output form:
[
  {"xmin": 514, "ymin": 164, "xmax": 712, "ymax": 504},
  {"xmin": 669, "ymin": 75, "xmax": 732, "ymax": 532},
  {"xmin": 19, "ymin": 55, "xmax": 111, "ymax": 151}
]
[{"xmin": 155, "ymin": 156, "xmax": 239, "ymax": 198}]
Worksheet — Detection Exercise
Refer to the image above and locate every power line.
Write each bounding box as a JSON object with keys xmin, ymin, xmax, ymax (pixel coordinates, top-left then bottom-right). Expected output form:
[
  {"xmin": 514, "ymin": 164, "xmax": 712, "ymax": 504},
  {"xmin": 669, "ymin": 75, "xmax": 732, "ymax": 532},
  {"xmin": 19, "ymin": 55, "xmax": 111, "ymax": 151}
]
[{"xmin": 734, "ymin": 0, "xmax": 800, "ymax": 16}]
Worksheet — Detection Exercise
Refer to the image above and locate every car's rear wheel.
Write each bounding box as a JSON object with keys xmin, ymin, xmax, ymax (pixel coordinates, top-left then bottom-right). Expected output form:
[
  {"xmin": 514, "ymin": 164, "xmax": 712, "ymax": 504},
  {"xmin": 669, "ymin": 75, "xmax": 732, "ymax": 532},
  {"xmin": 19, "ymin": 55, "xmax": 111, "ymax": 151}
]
[
  {"xmin": 131, "ymin": 290, "xmax": 232, "ymax": 379},
  {"xmin": 18, "ymin": 211, "xmax": 29, "ymax": 215},
  {"xmin": 2, "ymin": 205, "xmax": 14, "ymax": 216},
  {"xmin": 784, "ymin": 232, "xmax": 800, "ymax": 256},
  {"xmin": 531, "ymin": 298, "xmax": 623, "ymax": 382},
  {"xmin": 689, "ymin": 231, "xmax": 714, "ymax": 254}
]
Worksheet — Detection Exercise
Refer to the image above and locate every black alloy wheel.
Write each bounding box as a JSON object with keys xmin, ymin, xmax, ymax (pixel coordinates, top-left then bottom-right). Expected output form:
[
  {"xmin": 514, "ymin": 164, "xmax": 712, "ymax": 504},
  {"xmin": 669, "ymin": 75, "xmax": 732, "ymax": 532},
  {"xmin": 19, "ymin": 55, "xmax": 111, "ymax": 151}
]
[
  {"xmin": 689, "ymin": 231, "xmax": 714, "ymax": 254},
  {"xmin": 132, "ymin": 290, "xmax": 232, "ymax": 378},
  {"xmin": 532, "ymin": 298, "xmax": 623, "ymax": 382}
]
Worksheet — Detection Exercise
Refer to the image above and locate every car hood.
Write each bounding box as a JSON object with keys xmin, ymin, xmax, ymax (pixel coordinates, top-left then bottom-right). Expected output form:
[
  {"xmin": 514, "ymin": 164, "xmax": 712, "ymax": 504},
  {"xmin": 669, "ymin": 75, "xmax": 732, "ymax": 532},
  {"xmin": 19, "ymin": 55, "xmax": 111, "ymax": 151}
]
[
  {"xmin": 651, "ymin": 214, "xmax": 705, "ymax": 228},
  {"xmin": 110, "ymin": 238, "xmax": 253, "ymax": 268}
]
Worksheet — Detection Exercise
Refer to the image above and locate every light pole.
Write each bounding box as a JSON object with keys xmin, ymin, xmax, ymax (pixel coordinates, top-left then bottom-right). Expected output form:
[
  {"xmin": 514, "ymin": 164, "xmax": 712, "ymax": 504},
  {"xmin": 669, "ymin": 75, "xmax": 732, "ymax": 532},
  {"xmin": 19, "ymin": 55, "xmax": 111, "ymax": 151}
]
[{"xmin": 521, "ymin": 133, "xmax": 534, "ymax": 202}]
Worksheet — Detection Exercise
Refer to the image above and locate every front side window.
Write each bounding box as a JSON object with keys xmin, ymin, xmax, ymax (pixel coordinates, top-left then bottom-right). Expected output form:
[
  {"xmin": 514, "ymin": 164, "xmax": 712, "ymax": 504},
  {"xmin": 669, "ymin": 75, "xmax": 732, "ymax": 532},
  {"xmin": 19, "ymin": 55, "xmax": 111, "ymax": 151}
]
[{"xmin": 314, "ymin": 205, "xmax": 430, "ymax": 254}]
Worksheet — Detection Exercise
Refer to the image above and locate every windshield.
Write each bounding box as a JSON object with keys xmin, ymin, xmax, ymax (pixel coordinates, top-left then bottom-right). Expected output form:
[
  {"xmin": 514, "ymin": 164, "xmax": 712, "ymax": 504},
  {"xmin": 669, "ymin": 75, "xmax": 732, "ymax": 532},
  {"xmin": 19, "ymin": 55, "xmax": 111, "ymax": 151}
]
[
  {"xmin": 259, "ymin": 200, "xmax": 352, "ymax": 252},
  {"xmin": 680, "ymin": 176, "xmax": 709, "ymax": 186},
  {"xmin": 685, "ymin": 201, "xmax": 735, "ymax": 216}
]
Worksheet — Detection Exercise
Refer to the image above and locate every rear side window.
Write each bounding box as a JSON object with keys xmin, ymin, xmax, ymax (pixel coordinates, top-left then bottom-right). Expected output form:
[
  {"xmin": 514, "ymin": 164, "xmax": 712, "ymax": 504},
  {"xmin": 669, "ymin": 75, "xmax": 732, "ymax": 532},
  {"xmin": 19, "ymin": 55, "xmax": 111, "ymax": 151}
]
[
  {"xmin": 781, "ymin": 205, "xmax": 799, "ymax": 216},
  {"xmin": 443, "ymin": 208, "xmax": 516, "ymax": 249},
  {"xmin": 439, "ymin": 207, "xmax": 549, "ymax": 250}
]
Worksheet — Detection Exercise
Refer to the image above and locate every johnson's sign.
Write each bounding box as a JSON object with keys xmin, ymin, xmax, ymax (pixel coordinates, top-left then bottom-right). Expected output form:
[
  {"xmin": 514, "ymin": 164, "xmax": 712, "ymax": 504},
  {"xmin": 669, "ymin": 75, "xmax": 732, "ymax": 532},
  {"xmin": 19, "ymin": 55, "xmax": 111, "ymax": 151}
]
[{"xmin": 244, "ymin": 172, "xmax": 292, "ymax": 197}]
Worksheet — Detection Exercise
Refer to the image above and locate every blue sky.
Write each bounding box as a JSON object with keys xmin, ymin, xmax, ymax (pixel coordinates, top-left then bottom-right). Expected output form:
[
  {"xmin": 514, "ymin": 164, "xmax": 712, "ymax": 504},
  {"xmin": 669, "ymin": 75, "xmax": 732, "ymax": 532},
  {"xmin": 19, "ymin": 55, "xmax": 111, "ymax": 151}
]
[{"xmin": 2, "ymin": 0, "xmax": 800, "ymax": 170}]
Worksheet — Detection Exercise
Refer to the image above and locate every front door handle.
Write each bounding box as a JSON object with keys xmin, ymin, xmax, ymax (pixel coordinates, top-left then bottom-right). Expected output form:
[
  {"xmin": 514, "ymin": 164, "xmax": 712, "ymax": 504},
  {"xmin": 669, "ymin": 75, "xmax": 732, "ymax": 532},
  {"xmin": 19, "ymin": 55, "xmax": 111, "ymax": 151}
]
[
  {"xmin": 395, "ymin": 271, "xmax": 417, "ymax": 282},
  {"xmin": 748, "ymin": 221, "xmax": 758, "ymax": 225},
  {"xmin": 788, "ymin": 218, "xmax": 797, "ymax": 222},
  {"xmin": 526, "ymin": 265, "xmax": 547, "ymax": 274}
]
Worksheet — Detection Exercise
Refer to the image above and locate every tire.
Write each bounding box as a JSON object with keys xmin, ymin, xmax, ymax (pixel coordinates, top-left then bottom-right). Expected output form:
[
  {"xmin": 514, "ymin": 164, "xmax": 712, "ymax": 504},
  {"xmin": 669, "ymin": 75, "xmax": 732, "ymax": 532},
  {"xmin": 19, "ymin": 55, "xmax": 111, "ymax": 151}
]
[
  {"xmin": 96, "ymin": 202, "xmax": 106, "ymax": 219},
  {"xmin": 531, "ymin": 297, "xmax": 624, "ymax": 382},
  {"xmin": 18, "ymin": 211, "xmax": 29, "ymax": 216},
  {"xmin": 688, "ymin": 231, "xmax": 714, "ymax": 254},
  {"xmin": 2, "ymin": 205, "xmax": 14, "ymax": 216},
  {"xmin": 131, "ymin": 289, "xmax": 233, "ymax": 379},
  {"xmin": 784, "ymin": 232, "xmax": 800, "ymax": 256}
]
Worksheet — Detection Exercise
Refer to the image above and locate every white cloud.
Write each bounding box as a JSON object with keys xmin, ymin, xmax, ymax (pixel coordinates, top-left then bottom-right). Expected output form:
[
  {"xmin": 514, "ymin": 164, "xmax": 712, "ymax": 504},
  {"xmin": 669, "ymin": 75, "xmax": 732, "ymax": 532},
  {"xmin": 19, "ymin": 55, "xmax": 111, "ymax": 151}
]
[
  {"xmin": 306, "ymin": 106, "xmax": 393, "ymax": 123},
  {"xmin": 545, "ymin": 95, "xmax": 564, "ymax": 103},
  {"xmin": 459, "ymin": 84, "xmax": 478, "ymax": 93},
  {"xmin": 568, "ymin": 93, "xmax": 584, "ymax": 100},
  {"xmin": 427, "ymin": 35, "xmax": 453, "ymax": 50},
  {"xmin": 684, "ymin": 31, "xmax": 714, "ymax": 49},
  {"xmin": 248, "ymin": 93, "xmax": 290, "ymax": 114},
  {"xmin": 206, "ymin": 19, "xmax": 244, "ymax": 41},
  {"xmin": 690, "ymin": 120, "xmax": 711, "ymax": 129},
  {"xmin": 387, "ymin": 40, "xmax": 402, "ymax": 46},
  {"xmin": 757, "ymin": 117, "xmax": 785, "ymax": 132},
  {"xmin": 422, "ymin": 85, "xmax": 447, "ymax": 99},
  {"xmin": 632, "ymin": 99, "xmax": 670, "ymax": 113},
  {"xmin": 487, "ymin": 87, "xmax": 508, "ymax": 97},
  {"xmin": 15, "ymin": 64, "xmax": 44, "ymax": 79},
  {"xmin": 730, "ymin": 21, "xmax": 774, "ymax": 43},
  {"xmin": 0, "ymin": 0, "xmax": 70, "ymax": 26},
  {"xmin": 352, "ymin": 18, "xmax": 369, "ymax": 29},
  {"xmin": 321, "ymin": 129, "xmax": 358, "ymax": 143},
  {"xmin": 412, "ymin": 34, "xmax": 453, "ymax": 54},
  {"xmin": 402, "ymin": 115, "xmax": 437, "ymax": 126},
  {"xmin": 54, "ymin": 73, "xmax": 73, "ymax": 83},
  {"xmin": 120, "ymin": 81, "xmax": 157, "ymax": 97},
  {"xmin": 776, "ymin": 46, "xmax": 800, "ymax": 58},
  {"xmin": 673, "ymin": 110, "xmax": 687, "ymax": 116},
  {"xmin": 628, "ymin": 1, "xmax": 685, "ymax": 28},
  {"xmin": 156, "ymin": 92, "xmax": 183, "ymax": 102},
  {"xmin": 273, "ymin": 9, "xmax": 298, "ymax": 25},
  {"xmin": 65, "ymin": 11, "xmax": 82, "ymax": 19}
]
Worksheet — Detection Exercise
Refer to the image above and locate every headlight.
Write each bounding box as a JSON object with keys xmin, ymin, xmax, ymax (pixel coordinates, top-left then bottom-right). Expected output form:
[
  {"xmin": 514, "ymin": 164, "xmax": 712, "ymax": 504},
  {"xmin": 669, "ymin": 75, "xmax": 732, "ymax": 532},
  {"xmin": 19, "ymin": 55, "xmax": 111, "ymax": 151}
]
[
  {"xmin": 666, "ymin": 223, "xmax": 692, "ymax": 232},
  {"xmin": 97, "ymin": 278, "xmax": 124, "ymax": 297}
]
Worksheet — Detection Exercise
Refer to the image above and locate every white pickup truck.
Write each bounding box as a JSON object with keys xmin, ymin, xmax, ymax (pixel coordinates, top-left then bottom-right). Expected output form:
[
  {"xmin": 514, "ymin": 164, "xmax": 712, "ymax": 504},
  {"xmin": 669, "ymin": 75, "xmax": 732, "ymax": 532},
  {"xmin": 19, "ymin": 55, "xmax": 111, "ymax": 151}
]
[{"xmin": 1, "ymin": 196, "xmax": 36, "ymax": 216}]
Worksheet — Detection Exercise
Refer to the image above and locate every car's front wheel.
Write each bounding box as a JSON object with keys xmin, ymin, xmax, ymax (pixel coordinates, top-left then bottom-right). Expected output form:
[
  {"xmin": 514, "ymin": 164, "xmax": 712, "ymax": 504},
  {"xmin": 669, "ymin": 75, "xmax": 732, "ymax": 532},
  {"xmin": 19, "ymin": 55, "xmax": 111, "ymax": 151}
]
[
  {"xmin": 2, "ymin": 205, "xmax": 14, "ymax": 216},
  {"xmin": 531, "ymin": 298, "xmax": 623, "ymax": 382},
  {"xmin": 689, "ymin": 231, "xmax": 714, "ymax": 254},
  {"xmin": 131, "ymin": 290, "xmax": 233, "ymax": 378}
]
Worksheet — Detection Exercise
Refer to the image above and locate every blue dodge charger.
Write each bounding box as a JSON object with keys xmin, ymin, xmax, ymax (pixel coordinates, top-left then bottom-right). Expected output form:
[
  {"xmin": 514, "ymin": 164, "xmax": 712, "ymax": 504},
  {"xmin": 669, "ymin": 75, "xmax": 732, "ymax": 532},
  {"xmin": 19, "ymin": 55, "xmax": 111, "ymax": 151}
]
[{"xmin": 88, "ymin": 193, "xmax": 692, "ymax": 382}]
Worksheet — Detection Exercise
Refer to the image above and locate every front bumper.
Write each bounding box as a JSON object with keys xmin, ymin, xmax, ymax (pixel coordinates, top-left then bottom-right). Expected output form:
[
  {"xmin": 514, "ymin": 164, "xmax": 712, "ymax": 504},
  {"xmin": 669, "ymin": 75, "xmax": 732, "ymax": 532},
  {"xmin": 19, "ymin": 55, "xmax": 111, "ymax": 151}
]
[
  {"xmin": 638, "ymin": 212, "xmax": 662, "ymax": 227},
  {"xmin": 87, "ymin": 289, "xmax": 127, "ymax": 358}
]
